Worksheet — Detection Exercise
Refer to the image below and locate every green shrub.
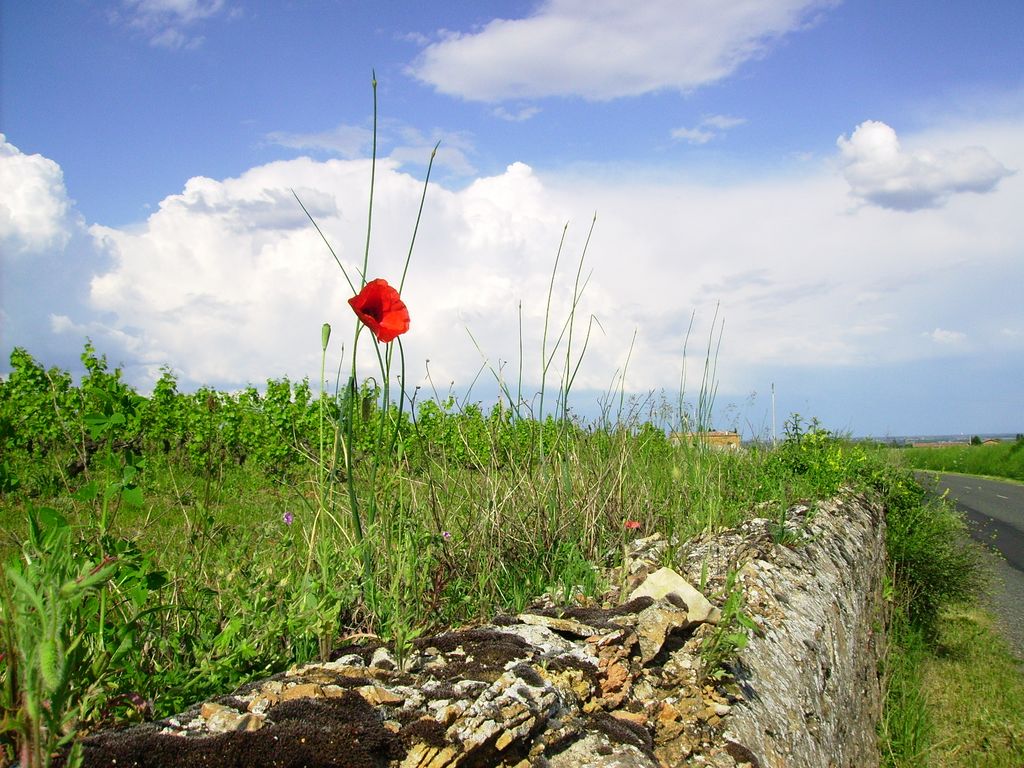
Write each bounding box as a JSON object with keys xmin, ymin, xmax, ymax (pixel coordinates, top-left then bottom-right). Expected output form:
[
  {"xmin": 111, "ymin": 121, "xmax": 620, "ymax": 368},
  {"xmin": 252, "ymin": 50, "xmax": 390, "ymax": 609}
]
[{"xmin": 868, "ymin": 463, "xmax": 981, "ymax": 631}]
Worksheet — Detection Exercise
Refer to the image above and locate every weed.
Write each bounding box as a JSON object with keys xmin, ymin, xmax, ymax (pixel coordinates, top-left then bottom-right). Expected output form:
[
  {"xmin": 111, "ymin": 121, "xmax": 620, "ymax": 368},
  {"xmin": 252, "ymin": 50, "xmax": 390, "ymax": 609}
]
[{"xmin": 699, "ymin": 569, "xmax": 757, "ymax": 682}]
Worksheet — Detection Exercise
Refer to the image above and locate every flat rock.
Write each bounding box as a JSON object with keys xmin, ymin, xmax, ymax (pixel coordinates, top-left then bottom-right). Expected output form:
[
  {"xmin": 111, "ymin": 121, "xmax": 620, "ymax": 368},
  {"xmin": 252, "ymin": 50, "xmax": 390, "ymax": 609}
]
[{"xmin": 629, "ymin": 567, "xmax": 722, "ymax": 624}]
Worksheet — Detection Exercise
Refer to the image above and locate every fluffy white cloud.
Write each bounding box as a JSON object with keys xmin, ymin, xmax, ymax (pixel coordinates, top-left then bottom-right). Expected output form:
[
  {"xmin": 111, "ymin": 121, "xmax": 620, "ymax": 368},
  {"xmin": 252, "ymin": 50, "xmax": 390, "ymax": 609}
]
[
  {"xmin": 83, "ymin": 156, "xmax": 582, "ymax": 390},
  {"xmin": 409, "ymin": 0, "xmax": 835, "ymax": 101},
  {"xmin": 115, "ymin": 0, "xmax": 230, "ymax": 49},
  {"xmin": 837, "ymin": 120, "xmax": 1013, "ymax": 211},
  {"xmin": 67, "ymin": 115, "xmax": 1023, "ymax": 403},
  {"xmin": 2, "ymin": 112, "xmax": 1016, "ymax": 434},
  {"xmin": 0, "ymin": 135, "xmax": 74, "ymax": 257}
]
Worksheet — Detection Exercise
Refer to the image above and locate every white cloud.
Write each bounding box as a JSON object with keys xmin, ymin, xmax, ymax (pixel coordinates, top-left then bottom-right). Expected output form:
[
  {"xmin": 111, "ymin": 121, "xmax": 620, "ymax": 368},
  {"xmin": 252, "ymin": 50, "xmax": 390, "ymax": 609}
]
[
  {"xmin": 267, "ymin": 122, "xmax": 476, "ymax": 176},
  {"xmin": 265, "ymin": 125, "xmax": 374, "ymax": 159},
  {"xmin": 115, "ymin": 0, "xmax": 231, "ymax": 49},
  {"xmin": 492, "ymin": 105, "xmax": 542, "ymax": 123},
  {"xmin": 671, "ymin": 114, "xmax": 746, "ymax": 144},
  {"xmin": 6, "ymin": 114, "xmax": 1020, "ymax": 431},
  {"xmin": 926, "ymin": 328, "xmax": 967, "ymax": 344},
  {"xmin": 837, "ymin": 120, "xmax": 1014, "ymax": 211},
  {"xmin": 67, "ymin": 114, "xmax": 1021, "ymax": 402},
  {"xmin": 0, "ymin": 135, "xmax": 74, "ymax": 257},
  {"xmin": 702, "ymin": 115, "xmax": 746, "ymax": 130},
  {"xmin": 409, "ymin": 0, "xmax": 835, "ymax": 101},
  {"xmin": 670, "ymin": 127, "xmax": 715, "ymax": 145},
  {"xmin": 389, "ymin": 126, "xmax": 477, "ymax": 176}
]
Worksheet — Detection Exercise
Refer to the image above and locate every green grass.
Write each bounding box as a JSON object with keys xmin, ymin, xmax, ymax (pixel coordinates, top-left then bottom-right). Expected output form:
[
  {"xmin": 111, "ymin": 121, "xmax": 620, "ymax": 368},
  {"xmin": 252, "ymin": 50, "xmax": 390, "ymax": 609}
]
[
  {"xmin": 2, "ymin": 354, "xmax": 1011, "ymax": 767},
  {"xmin": 0, "ymin": 351, "xmax": 907, "ymax": 765},
  {"xmin": 876, "ymin": 473, "xmax": 1022, "ymax": 768},
  {"xmin": 918, "ymin": 604, "xmax": 1024, "ymax": 766},
  {"xmin": 880, "ymin": 615, "xmax": 933, "ymax": 768},
  {"xmin": 897, "ymin": 439, "xmax": 1024, "ymax": 483}
]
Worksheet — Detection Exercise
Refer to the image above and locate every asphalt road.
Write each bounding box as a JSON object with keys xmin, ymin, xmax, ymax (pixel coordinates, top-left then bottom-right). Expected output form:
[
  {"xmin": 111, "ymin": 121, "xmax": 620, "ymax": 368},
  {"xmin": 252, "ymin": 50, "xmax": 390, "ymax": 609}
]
[{"xmin": 916, "ymin": 471, "xmax": 1024, "ymax": 657}]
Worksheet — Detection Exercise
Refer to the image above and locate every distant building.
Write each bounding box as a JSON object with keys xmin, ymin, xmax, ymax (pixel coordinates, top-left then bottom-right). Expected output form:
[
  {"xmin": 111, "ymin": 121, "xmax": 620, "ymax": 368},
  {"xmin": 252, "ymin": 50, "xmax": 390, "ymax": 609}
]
[{"xmin": 670, "ymin": 430, "xmax": 741, "ymax": 451}]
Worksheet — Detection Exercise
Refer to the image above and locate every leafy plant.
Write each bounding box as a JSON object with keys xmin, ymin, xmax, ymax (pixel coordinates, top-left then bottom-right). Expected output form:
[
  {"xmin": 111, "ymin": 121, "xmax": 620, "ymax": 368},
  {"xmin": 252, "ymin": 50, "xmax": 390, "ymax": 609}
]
[
  {"xmin": 1, "ymin": 508, "xmax": 122, "ymax": 767},
  {"xmin": 699, "ymin": 568, "xmax": 757, "ymax": 682}
]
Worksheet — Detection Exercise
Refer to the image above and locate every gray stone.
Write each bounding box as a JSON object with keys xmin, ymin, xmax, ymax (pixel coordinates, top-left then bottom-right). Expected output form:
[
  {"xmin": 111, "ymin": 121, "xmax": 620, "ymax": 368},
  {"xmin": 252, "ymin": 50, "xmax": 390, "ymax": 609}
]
[
  {"xmin": 721, "ymin": 495, "xmax": 885, "ymax": 768},
  {"xmin": 634, "ymin": 600, "xmax": 693, "ymax": 664}
]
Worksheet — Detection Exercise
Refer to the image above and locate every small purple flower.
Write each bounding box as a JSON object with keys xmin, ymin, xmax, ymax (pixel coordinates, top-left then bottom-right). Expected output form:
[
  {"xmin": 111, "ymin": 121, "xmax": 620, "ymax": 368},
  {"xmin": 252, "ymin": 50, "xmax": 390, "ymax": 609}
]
[
  {"xmin": 441, "ymin": 530, "xmax": 452, "ymax": 541},
  {"xmin": 283, "ymin": 512, "xmax": 294, "ymax": 525}
]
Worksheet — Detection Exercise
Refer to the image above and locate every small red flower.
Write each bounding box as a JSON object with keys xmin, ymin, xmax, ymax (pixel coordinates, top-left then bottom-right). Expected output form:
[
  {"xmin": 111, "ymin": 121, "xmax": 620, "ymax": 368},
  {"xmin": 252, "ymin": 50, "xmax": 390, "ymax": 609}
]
[
  {"xmin": 624, "ymin": 520, "xmax": 641, "ymax": 530},
  {"xmin": 348, "ymin": 278, "xmax": 410, "ymax": 343}
]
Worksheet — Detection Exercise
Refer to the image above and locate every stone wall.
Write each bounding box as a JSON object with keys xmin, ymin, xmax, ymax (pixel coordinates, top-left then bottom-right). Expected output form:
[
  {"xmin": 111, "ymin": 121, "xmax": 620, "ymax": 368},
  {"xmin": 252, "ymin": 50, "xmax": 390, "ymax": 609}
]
[
  {"xmin": 679, "ymin": 494, "xmax": 887, "ymax": 767},
  {"xmin": 71, "ymin": 493, "xmax": 887, "ymax": 768}
]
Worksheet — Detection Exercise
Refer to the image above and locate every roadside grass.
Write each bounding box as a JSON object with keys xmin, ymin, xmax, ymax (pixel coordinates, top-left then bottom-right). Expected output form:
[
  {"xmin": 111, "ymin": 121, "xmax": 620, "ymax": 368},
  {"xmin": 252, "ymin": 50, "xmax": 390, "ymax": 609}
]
[
  {"xmin": 918, "ymin": 603, "xmax": 1024, "ymax": 767},
  {"xmin": 876, "ymin": 599, "xmax": 1024, "ymax": 768},
  {"xmin": 879, "ymin": 614, "xmax": 932, "ymax": 768},
  {"xmin": 897, "ymin": 439, "xmax": 1024, "ymax": 483},
  {"xmin": 872, "ymin": 461, "xmax": 992, "ymax": 768}
]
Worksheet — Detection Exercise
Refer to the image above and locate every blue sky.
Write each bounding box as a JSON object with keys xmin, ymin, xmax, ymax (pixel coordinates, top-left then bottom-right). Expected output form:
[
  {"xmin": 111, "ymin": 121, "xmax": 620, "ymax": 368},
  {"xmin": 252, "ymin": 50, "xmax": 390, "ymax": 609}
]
[{"xmin": 2, "ymin": 0, "xmax": 1022, "ymax": 438}]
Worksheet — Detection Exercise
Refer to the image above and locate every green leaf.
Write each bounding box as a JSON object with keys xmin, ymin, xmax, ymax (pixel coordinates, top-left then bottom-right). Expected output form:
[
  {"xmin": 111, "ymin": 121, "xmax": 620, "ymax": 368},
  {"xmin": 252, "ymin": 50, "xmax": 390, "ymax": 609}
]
[
  {"xmin": 145, "ymin": 570, "xmax": 169, "ymax": 590},
  {"xmin": 38, "ymin": 639, "xmax": 61, "ymax": 692},
  {"xmin": 110, "ymin": 631, "xmax": 135, "ymax": 666},
  {"xmin": 5, "ymin": 566, "xmax": 45, "ymax": 616},
  {"xmin": 84, "ymin": 412, "xmax": 110, "ymax": 439},
  {"xmin": 37, "ymin": 506, "xmax": 68, "ymax": 532},
  {"xmin": 73, "ymin": 481, "xmax": 100, "ymax": 502},
  {"xmin": 121, "ymin": 486, "xmax": 144, "ymax": 508}
]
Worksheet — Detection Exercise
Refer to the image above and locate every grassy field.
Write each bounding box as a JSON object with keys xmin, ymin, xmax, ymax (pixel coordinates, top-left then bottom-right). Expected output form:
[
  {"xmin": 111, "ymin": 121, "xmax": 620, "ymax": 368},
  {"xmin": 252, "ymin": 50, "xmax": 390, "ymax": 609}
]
[
  {"xmin": 897, "ymin": 439, "xmax": 1024, "ymax": 483},
  {"xmin": 0, "ymin": 343, "xmax": 995, "ymax": 767}
]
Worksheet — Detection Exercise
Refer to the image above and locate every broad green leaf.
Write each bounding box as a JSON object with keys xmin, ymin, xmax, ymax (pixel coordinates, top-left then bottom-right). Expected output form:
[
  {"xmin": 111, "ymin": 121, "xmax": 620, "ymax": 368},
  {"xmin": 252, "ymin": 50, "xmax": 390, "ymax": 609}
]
[
  {"xmin": 73, "ymin": 481, "xmax": 100, "ymax": 502},
  {"xmin": 121, "ymin": 486, "xmax": 144, "ymax": 508},
  {"xmin": 37, "ymin": 507, "xmax": 68, "ymax": 532}
]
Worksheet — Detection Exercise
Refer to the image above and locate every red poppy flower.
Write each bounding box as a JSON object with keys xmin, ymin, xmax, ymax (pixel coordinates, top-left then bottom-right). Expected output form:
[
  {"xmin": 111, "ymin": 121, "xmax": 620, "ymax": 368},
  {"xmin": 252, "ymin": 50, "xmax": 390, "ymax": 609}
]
[
  {"xmin": 348, "ymin": 278, "xmax": 410, "ymax": 343},
  {"xmin": 624, "ymin": 520, "xmax": 641, "ymax": 530}
]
